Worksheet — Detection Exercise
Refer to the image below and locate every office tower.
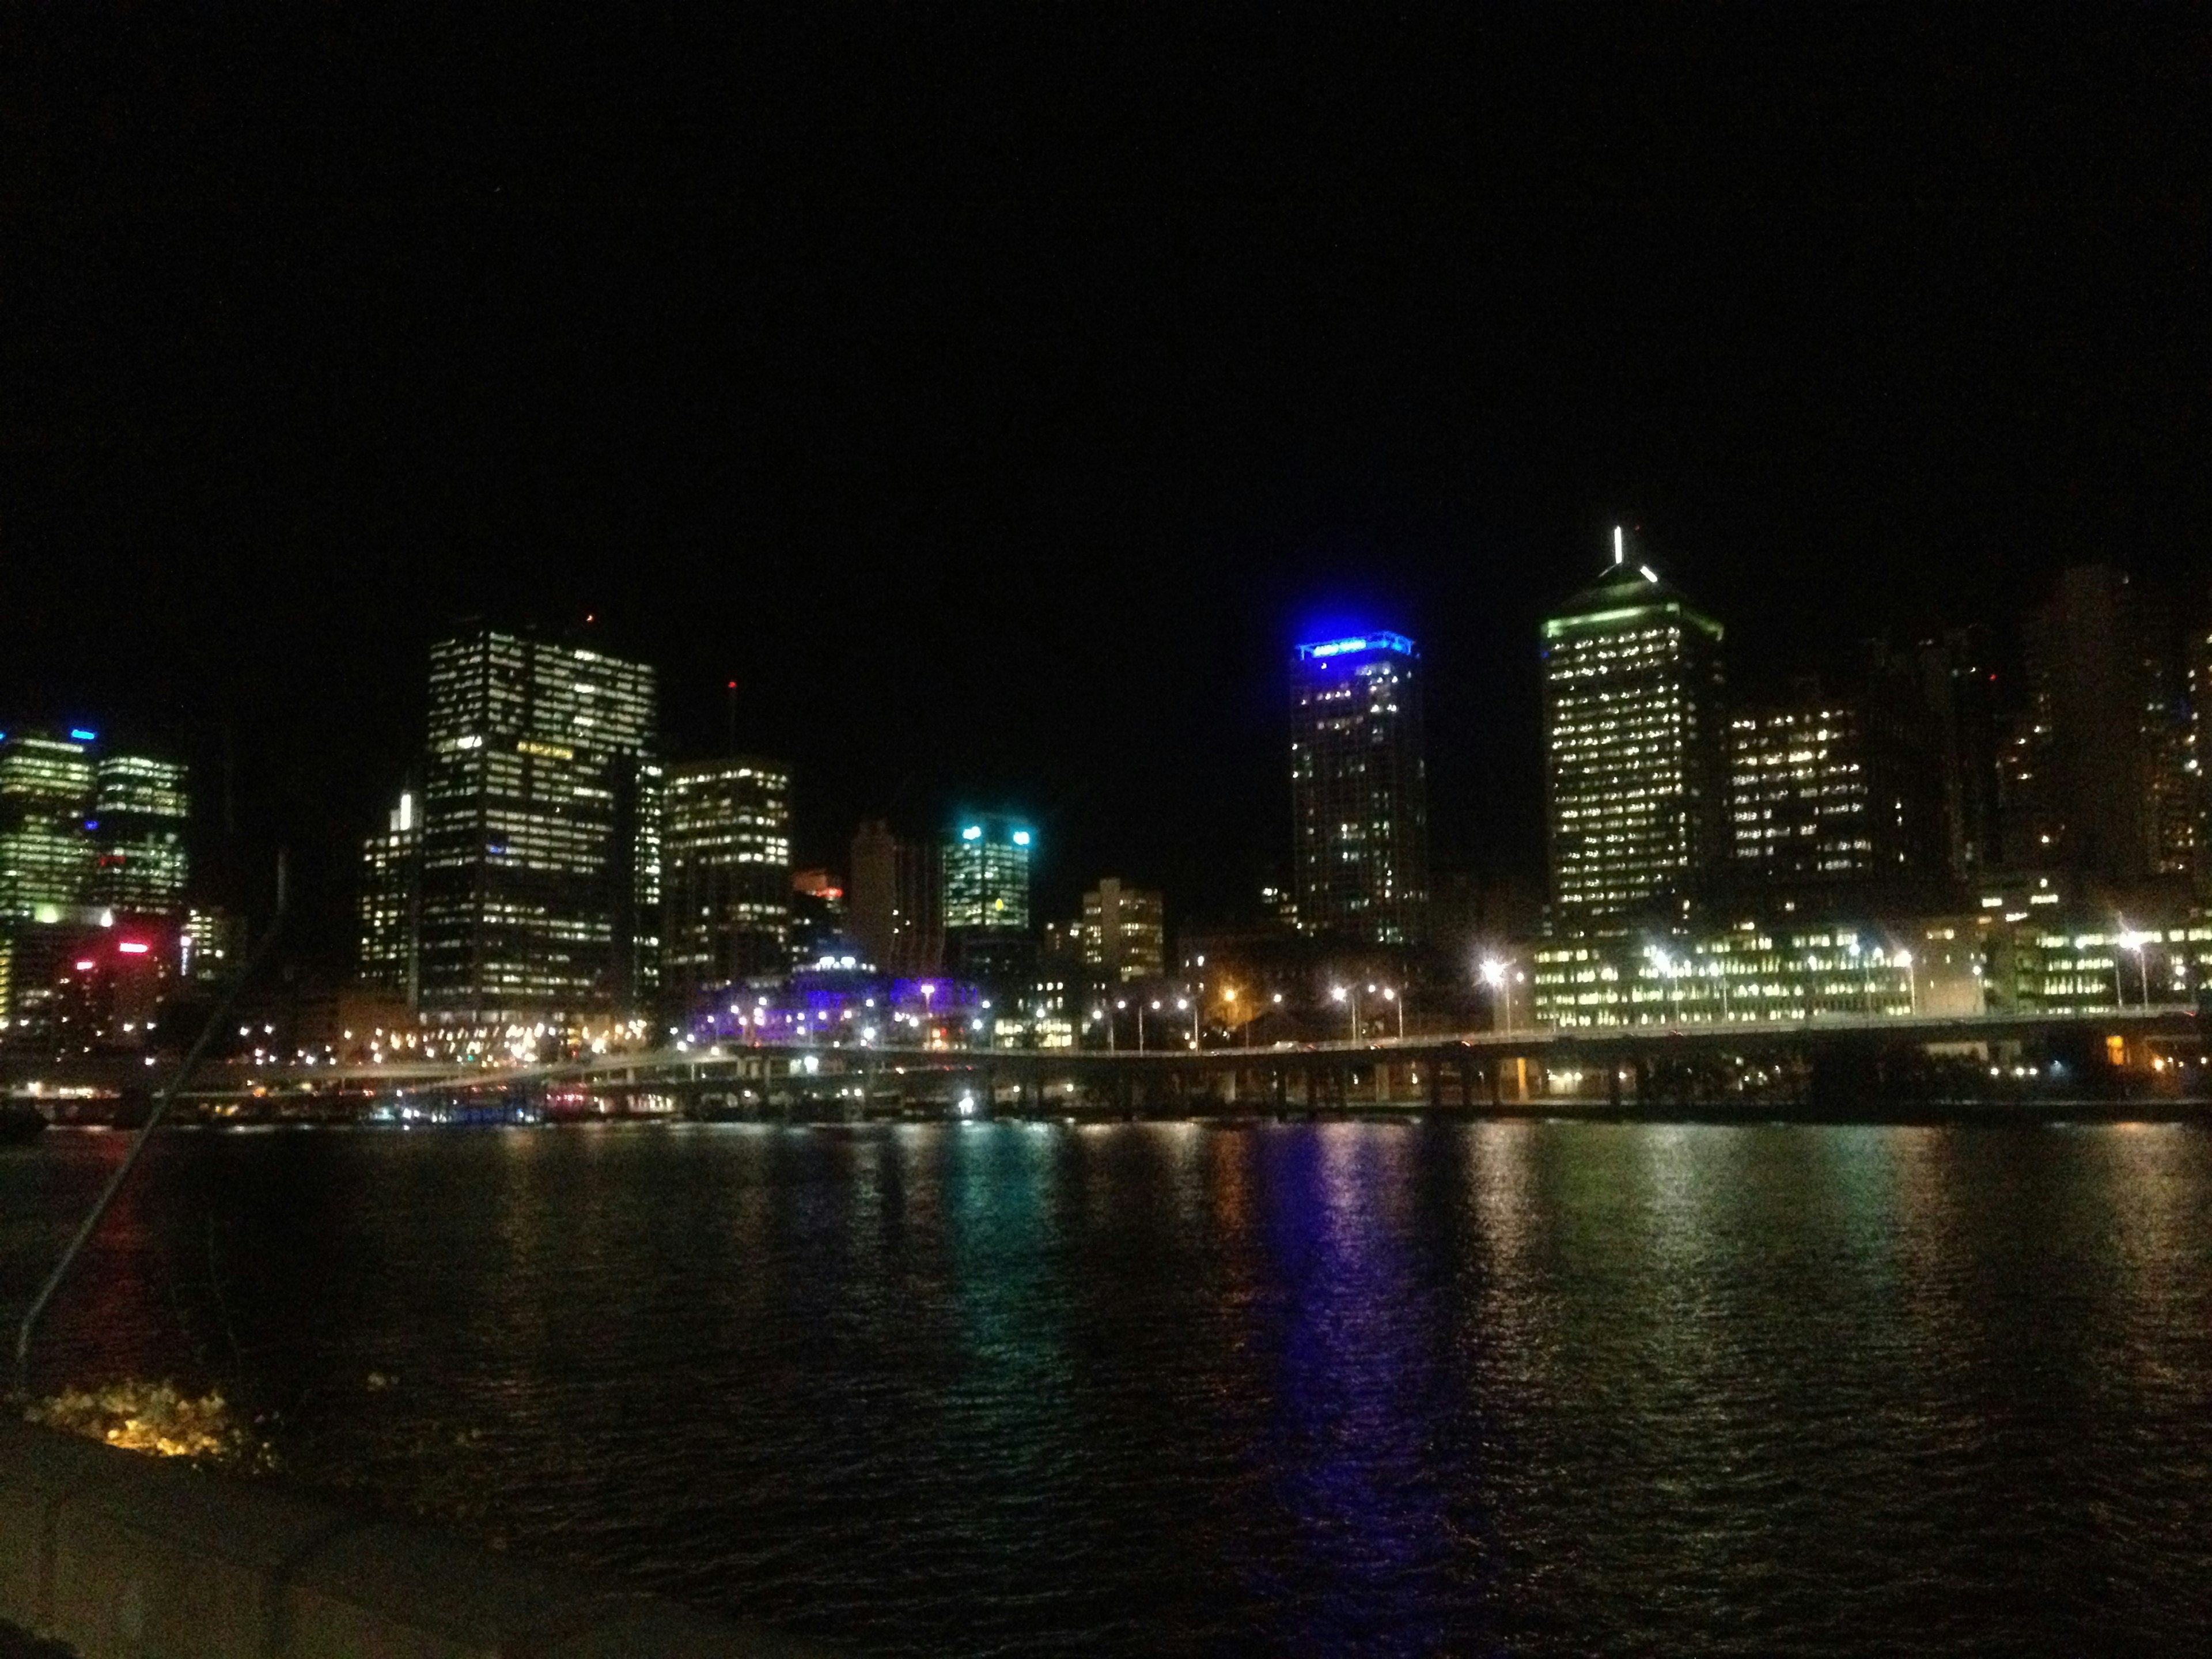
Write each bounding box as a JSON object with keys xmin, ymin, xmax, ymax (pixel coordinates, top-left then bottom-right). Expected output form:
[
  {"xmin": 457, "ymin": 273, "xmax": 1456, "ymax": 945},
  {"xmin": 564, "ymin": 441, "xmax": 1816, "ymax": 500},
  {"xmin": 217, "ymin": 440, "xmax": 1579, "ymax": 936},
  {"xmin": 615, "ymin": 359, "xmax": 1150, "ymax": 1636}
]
[
  {"xmin": 2003, "ymin": 566, "xmax": 2186, "ymax": 882},
  {"xmin": 2143, "ymin": 649, "xmax": 2196, "ymax": 880},
  {"xmin": 357, "ymin": 788, "xmax": 421, "ymax": 1002},
  {"xmin": 1727, "ymin": 702, "xmax": 1876, "ymax": 890},
  {"xmin": 1287, "ymin": 630, "xmax": 1430, "ymax": 945},
  {"xmin": 415, "ymin": 627, "xmax": 660, "ymax": 1026},
  {"xmin": 89, "ymin": 753, "xmax": 190, "ymax": 917},
  {"xmin": 180, "ymin": 906, "xmax": 242, "ymax": 985},
  {"xmin": 1866, "ymin": 627, "xmax": 2003, "ymax": 882},
  {"xmin": 2192, "ymin": 617, "xmax": 2212, "ymax": 895},
  {"xmin": 1541, "ymin": 535, "xmax": 1726, "ymax": 926},
  {"xmin": 1080, "ymin": 877, "xmax": 1165, "ymax": 982},
  {"xmin": 849, "ymin": 819, "xmax": 944, "ymax": 976},
  {"xmin": 661, "ymin": 757, "xmax": 791, "ymax": 1014},
  {"xmin": 0, "ymin": 731, "xmax": 97, "ymax": 920},
  {"xmin": 943, "ymin": 814, "xmax": 1033, "ymax": 983}
]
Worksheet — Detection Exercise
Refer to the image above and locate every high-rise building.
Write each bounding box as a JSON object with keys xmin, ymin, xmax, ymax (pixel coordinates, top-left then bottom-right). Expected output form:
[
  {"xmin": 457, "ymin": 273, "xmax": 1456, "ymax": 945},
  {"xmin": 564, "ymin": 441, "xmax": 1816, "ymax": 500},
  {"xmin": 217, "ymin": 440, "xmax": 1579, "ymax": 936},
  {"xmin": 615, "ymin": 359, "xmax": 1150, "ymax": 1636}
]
[
  {"xmin": 1541, "ymin": 537, "xmax": 1726, "ymax": 926},
  {"xmin": 2002, "ymin": 566, "xmax": 2188, "ymax": 884},
  {"xmin": 660, "ymin": 757, "xmax": 791, "ymax": 1015},
  {"xmin": 1866, "ymin": 628, "xmax": 2003, "ymax": 882},
  {"xmin": 2191, "ymin": 616, "xmax": 2212, "ymax": 896},
  {"xmin": 1080, "ymin": 877, "xmax": 1165, "ymax": 982},
  {"xmin": 180, "ymin": 906, "xmax": 243, "ymax": 986},
  {"xmin": 1288, "ymin": 630, "xmax": 1429, "ymax": 945},
  {"xmin": 1727, "ymin": 703, "xmax": 1873, "ymax": 888},
  {"xmin": 943, "ymin": 815, "xmax": 1033, "ymax": 983},
  {"xmin": 412, "ymin": 627, "xmax": 660, "ymax": 1026},
  {"xmin": 1729, "ymin": 681, "xmax": 1953, "ymax": 910},
  {"xmin": 849, "ymin": 820, "xmax": 944, "ymax": 976},
  {"xmin": 357, "ymin": 788, "xmax": 421, "ymax": 1002},
  {"xmin": 0, "ymin": 731, "xmax": 97, "ymax": 920},
  {"xmin": 90, "ymin": 753, "xmax": 190, "ymax": 917}
]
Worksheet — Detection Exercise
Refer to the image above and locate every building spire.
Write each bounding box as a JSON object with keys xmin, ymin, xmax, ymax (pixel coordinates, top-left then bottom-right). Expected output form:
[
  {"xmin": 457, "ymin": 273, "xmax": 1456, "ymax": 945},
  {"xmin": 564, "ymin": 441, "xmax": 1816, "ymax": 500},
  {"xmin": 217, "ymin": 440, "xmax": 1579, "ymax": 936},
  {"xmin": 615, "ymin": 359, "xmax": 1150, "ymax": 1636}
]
[{"xmin": 1612, "ymin": 525, "xmax": 1624, "ymax": 567}]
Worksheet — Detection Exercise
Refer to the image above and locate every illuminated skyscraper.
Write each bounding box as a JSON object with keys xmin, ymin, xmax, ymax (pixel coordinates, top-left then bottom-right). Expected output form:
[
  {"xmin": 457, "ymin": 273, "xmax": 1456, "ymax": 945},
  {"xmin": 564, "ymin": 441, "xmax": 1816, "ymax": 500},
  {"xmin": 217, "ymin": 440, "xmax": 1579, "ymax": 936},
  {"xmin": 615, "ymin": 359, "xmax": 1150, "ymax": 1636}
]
[
  {"xmin": 662, "ymin": 757, "xmax": 792, "ymax": 1012},
  {"xmin": 1288, "ymin": 631, "xmax": 1429, "ymax": 945},
  {"xmin": 943, "ymin": 815, "xmax": 1033, "ymax": 983},
  {"xmin": 357, "ymin": 789, "xmax": 421, "ymax": 1002},
  {"xmin": 414, "ymin": 627, "xmax": 660, "ymax": 1025},
  {"xmin": 0, "ymin": 731, "xmax": 97, "ymax": 920},
  {"xmin": 1541, "ymin": 536, "xmax": 1726, "ymax": 926},
  {"xmin": 89, "ymin": 753, "xmax": 190, "ymax": 916},
  {"xmin": 1727, "ymin": 703, "xmax": 1873, "ymax": 886},
  {"xmin": 1080, "ymin": 877, "xmax": 1165, "ymax": 982}
]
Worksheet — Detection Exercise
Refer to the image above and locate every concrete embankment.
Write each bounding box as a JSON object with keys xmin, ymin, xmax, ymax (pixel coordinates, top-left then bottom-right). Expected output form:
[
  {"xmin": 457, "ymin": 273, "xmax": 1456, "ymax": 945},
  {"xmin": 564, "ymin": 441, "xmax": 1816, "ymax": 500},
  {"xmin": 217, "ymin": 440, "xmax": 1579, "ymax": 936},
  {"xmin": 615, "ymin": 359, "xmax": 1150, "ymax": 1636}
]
[{"xmin": 0, "ymin": 1421, "xmax": 820, "ymax": 1657}]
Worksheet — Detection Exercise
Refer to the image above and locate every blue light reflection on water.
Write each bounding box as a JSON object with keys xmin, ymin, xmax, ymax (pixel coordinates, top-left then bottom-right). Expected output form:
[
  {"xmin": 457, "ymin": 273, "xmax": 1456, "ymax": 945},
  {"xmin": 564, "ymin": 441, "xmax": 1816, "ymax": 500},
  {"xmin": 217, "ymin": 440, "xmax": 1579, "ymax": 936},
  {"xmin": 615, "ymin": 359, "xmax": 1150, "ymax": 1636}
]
[{"xmin": 5, "ymin": 1120, "xmax": 2212, "ymax": 1656}]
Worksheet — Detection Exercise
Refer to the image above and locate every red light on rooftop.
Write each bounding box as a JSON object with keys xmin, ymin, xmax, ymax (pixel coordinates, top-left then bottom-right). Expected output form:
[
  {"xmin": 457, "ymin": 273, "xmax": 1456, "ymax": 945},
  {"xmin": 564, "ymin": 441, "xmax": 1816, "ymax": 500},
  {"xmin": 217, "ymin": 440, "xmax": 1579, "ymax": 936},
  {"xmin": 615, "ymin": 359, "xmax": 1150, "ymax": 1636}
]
[{"xmin": 118, "ymin": 941, "xmax": 151, "ymax": 956}]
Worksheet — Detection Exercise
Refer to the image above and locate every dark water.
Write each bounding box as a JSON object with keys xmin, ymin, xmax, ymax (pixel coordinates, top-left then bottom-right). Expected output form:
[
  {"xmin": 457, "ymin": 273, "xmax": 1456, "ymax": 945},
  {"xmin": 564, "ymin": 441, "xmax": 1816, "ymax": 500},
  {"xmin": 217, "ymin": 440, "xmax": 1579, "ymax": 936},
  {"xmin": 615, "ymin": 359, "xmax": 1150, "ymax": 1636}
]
[{"xmin": 5, "ymin": 1119, "xmax": 2212, "ymax": 1656}]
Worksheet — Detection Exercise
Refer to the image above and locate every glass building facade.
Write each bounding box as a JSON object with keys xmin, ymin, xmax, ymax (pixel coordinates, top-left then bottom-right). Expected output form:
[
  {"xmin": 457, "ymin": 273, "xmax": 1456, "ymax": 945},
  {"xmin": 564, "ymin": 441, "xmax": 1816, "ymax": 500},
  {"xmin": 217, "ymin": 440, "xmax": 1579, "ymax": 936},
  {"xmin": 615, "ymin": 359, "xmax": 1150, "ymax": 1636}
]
[
  {"xmin": 89, "ymin": 753, "xmax": 190, "ymax": 916},
  {"xmin": 414, "ymin": 628, "xmax": 660, "ymax": 1025},
  {"xmin": 662, "ymin": 757, "xmax": 793, "ymax": 1014},
  {"xmin": 1541, "ymin": 555, "xmax": 1726, "ymax": 926},
  {"xmin": 357, "ymin": 789, "xmax": 421, "ymax": 1001},
  {"xmin": 1288, "ymin": 631, "xmax": 1429, "ymax": 945},
  {"xmin": 943, "ymin": 816, "xmax": 1032, "ymax": 933},
  {"xmin": 1727, "ymin": 703, "xmax": 1872, "ymax": 884},
  {"xmin": 0, "ymin": 733, "xmax": 97, "ymax": 920},
  {"xmin": 1533, "ymin": 922, "xmax": 1924, "ymax": 1028}
]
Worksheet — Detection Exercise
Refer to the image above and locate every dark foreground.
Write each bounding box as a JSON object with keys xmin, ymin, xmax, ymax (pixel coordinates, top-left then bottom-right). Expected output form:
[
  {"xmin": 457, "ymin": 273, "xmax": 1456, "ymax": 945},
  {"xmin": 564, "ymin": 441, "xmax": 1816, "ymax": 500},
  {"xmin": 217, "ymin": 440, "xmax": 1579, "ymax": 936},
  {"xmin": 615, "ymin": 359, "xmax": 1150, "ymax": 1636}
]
[{"xmin": 6, "ymin": 1119, "xmax": 2212, "ymax": 1656}]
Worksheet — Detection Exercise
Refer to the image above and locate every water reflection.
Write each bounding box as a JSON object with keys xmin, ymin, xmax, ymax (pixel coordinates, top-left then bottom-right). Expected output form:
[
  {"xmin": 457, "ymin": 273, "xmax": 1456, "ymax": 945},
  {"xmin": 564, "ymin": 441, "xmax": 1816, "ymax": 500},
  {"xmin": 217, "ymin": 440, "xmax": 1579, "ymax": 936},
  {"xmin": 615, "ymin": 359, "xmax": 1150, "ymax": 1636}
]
[{"xmin": 3, "ymin": 1120, "xmax": 2211, "ymax": 1656}]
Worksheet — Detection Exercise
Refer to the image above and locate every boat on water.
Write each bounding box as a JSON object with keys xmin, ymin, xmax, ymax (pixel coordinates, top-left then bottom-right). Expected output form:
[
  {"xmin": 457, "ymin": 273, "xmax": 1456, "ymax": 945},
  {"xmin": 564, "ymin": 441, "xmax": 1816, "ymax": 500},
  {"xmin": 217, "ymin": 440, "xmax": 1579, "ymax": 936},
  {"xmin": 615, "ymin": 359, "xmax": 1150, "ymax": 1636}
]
[{"xmin": 0, "ymin": 1101, "xmax": 50, "ymax": 1143}]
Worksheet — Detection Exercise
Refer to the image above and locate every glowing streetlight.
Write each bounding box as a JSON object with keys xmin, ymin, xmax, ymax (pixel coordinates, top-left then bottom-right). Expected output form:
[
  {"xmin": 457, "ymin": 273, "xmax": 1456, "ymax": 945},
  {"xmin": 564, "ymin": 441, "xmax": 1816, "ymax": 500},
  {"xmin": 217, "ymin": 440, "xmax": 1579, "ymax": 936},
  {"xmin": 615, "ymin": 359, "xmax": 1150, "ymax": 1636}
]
[
  {"xmin": 1480, "ymin": 958, "xmax": 1510, "ymax": 1036},
  {"xmin": 2118, "ymin": 927, "xmax": 2154, "ymax": 1010},
  {"xmin": 1330, "ymin": 983, "xmax": 1360, "ymax": 1043}
]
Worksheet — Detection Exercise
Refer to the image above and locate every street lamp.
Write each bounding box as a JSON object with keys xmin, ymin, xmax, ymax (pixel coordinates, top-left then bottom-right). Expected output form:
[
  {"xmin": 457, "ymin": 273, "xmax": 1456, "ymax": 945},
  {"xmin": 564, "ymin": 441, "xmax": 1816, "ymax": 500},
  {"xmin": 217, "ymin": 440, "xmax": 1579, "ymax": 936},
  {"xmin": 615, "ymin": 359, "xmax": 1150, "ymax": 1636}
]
[
  {"xmin": 2119, "ymin": 928, "xmax": 2153, "ymax": 1010},
  {"xmin": 1896, "ymin": 948, "xmax": 1916, "ymax": 1017},
  {"xmin": 1380, "ymin": 986, "xmax": 1404, "ymax": 1040},
  {"xmin": 1224, "ymin": 985, "xmax": 1249, "ymax": 1048},
  {"xmin": 1176, "ymin": 996, "xmax": 1198, "ymax": 1048},
  {"xmin": 1480, "ymin": 958, "xmax": 1510, "ymax": 1035},
  {"xmin": 1146, "ymin": 998, "xmax": 1161, "ymax": 1052},
  {"xmin": 1330, "ymin": 984, "xmax": 1360, "ymax": 1043}
]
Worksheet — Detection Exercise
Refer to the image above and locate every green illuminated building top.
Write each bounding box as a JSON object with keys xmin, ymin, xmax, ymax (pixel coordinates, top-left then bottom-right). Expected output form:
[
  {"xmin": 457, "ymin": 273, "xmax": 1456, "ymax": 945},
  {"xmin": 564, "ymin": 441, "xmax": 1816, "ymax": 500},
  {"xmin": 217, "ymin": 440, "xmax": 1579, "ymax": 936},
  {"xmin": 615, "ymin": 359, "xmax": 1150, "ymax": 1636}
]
[{"xmin": 1541, "ymin": 537, "xmax": 1726, "ymax": 926}]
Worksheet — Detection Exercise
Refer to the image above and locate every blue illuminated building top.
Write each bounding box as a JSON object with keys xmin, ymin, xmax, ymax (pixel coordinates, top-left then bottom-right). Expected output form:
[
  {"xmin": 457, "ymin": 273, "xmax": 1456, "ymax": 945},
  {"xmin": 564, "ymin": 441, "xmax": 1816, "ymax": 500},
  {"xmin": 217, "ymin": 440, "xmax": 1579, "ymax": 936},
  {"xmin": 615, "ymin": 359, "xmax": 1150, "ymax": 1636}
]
[
  {"xmin": 69, "ymin": 728, "xmax": 97, "ymax": 743},
  {"xmin": 1294, "ymin": 631, "xmax": 1414, "ymax": 661}
]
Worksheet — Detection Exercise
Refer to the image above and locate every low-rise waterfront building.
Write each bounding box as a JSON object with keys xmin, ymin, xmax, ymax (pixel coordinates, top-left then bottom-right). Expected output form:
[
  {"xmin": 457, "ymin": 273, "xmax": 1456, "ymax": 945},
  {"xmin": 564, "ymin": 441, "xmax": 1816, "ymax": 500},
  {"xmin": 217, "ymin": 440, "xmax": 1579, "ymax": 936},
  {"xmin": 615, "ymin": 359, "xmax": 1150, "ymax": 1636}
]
[{"xmin": 1533, "ymin": 921, "xmax": 1929, "ymax": 1028}]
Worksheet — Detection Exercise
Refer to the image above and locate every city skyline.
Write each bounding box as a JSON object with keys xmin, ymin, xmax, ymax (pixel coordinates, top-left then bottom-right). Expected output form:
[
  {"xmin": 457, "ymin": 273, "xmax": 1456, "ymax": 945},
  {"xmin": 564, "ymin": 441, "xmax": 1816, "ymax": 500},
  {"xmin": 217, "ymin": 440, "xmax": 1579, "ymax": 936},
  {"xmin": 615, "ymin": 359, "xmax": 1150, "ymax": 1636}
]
[{"xmin": 14, "ymin": 542, "xmax": 2212, "ymax": 998}]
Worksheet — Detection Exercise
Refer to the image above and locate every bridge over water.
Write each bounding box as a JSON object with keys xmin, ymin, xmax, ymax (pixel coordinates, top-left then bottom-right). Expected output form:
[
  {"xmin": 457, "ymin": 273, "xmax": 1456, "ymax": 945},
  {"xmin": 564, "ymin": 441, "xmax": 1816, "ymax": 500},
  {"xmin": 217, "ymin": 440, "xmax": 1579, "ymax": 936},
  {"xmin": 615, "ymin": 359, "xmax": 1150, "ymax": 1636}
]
[{"xmin": 15, "ymin": 1005, "xmax": 2194, "ymax": 1122}]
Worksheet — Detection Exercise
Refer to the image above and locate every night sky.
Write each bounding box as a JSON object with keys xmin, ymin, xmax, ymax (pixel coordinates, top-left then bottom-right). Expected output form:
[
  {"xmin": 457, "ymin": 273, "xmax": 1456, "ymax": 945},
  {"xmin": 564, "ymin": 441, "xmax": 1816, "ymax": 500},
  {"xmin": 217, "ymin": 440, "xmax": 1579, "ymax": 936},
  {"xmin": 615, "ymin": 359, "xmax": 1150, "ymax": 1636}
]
[{"xmin": 2, "ymin": 12, "xmax": 2205, "ymax": 967}]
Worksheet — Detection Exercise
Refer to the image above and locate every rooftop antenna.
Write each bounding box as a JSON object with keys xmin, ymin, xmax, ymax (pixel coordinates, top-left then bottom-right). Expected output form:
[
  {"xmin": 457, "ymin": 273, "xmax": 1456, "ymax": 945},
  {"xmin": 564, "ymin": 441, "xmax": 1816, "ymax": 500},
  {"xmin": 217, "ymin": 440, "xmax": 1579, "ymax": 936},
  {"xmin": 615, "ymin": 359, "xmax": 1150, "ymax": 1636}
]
[
  {"xmin": 725, "ymin": 680, "xmax": 738, "ymax": 756},
  {"xmin": 1612, "ymin": 525, "xmax": 1625, "ymax": 566}
]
